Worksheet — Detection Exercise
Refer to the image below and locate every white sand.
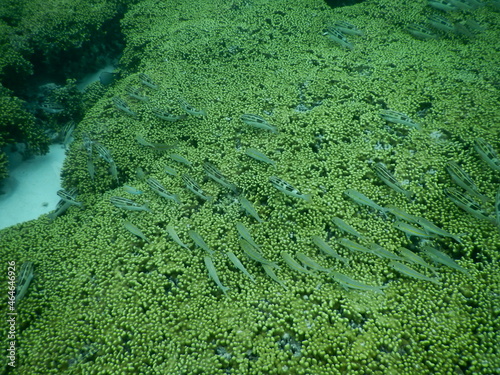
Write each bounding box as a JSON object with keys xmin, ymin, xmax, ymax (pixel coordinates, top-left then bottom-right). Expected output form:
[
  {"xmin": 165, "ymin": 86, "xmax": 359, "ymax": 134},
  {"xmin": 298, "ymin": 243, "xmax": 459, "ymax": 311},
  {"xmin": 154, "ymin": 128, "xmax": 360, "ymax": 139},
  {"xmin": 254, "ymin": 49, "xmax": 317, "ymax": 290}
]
[{"xmin": 0, "ymin": 144, "xmax": 66, "ymax": 230}]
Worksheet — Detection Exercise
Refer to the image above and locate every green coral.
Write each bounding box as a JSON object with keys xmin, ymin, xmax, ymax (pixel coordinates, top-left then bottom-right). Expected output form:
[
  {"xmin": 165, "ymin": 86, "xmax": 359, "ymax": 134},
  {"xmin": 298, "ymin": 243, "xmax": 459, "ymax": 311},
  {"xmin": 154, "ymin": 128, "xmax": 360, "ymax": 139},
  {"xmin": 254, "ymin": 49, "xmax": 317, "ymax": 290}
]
[
  {"xmin": 1, "ymin": 0, "xmax": 500, "ymax": 373},
  {"xmin": 0, "ymin": 84, "xmax": 50, "ymax": 180}
]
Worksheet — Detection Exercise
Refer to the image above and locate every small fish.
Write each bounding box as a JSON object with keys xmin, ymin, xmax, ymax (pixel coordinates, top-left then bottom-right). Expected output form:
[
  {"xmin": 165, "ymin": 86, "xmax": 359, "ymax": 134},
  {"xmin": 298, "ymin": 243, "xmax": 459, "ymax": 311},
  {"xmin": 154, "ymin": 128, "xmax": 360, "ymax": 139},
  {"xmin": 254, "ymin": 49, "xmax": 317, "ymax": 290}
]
[
  {"xmin": 123, "ymin": 221, "xmax": 149, "ymax": 242},
  {"xmin": 262, "ymin": 264, "xmax": 287, "ymax": 290},
  {"xmin": 188, "ymin": 230, "xmax": 215, "ymax": 255},
  {"xmin": 427, "ymin": 14, "xmax": 455, "ymax": 33},
  {"xmin": 204, "ymin": 256, "xmax": 229, "ymax": 295},
  {"xmin": 333, "ymin": 21, "xmax": 363, "ymax": 36},
  {"xmin": 123, "ymin": 185, "xmax": 143, "ymax": 195},
  {"xmin": 324, "ymin": 27, "xmax": 354, "ymax": 50},
  {"xmin": 86, "ymin": 157, "xmax": 95, "ymax": 180},
  {"xmin": 226, "ymin": 251, "xmax": 256, "ymax": 283},
  {"xmin": 164, "ymin": 164, "xmax": 178, "ymax": 177},
  {"xmin": 112, "ymin": 96, "xmax": 136, "ymax": 116},
  {"xmin": 389, "ymin": 261, "xmax": 441, "ymax": 285},
  {"xmin": 236, "ymin": 222, "xmax": 261, "ymax": 250},
  {"xmin": 269, "ymin": 176, "xmax": 312, "ymax": 202},
  {"xmin": 82, "ymin": 135, "xmax": 93, "ymax": 156},
  {"xmin": 110, "ymin": 196, "xmax": 152, "ymax": 212},
  {"xmin": 338, "ymin": 238, "xmax": 373, "ymax": 254},
  {"xmin": 443, "ymin": 187, "xmax": 497, "ymax": 225},
  {"xmin": 414, "ymin": 216, "xmax": 463, "ymax": 243},
  {"xmin": 474, "ymin": 138, "xmax": 500, "ymax": 173},
  {"xmin": 406, "ymin": 24, "xmax": 439, "ymax": 40},
  {"xmin": 373, "ymin": 163, "xmax": 413, "ymax": 200},
  {"xmin": 450, "ymin": 0, "xmax": 479, "ymax": 11},
  {"xmin": 385, "ymin": 205, "xmax": 419, "ymax": 223},
  {"xmin": 330, "ymin": 272, "xmax": 386, "ymax": 294},
  {"xmin": 240, "ymin": 114, "xmax": 277, "ymax": 133},
  {"xmin": 344, "ymin": 189, "xmax": 387, "ymax": 214},
  {"xmin": 109, "ymin": 161, "xmax": 119, "ymax": 183},
  {"xmin": 147, "ymin": 178, "xmax": 181, "ymax": 204},
  {"xmin": 60, "ymin": 121, "xmax": 75, "ymax": 149},
  {"xmin": 170, "ymin": 154, "xmax": 192, "ymax": 167},
  {"xmin": 393, "ymin": 221, "xmax": 436, "ymax": 239},
  {"xmin": 182, "ymin": 174, "xmax": 212, "ymax": 202},
  {"xmin": 56, "ymin": 189, "xmax": 83, "ymax": 207},
  {"xmin": 40, "ymin": 101, "xmax": 64, "ymax": 113},
  {"xmin": 380, "ymin": 110, "xmax": 421, "ymax": 131},
  {"xmin": 370, "ymin": 244, "xmax": 405, "ymax": 261},
  {"xmin": 239, "ymin": 239, "xmax": 278, "ymax": 268},
  {"xmin": 138, "ymin": 73, "xmax": 158, "ymax": 89},
  {"xmin": 238, "ymin": 196, "xmax": 263, "ymax": 223},
  {"xmin": 397, "ymin": 247, "xmax": 438, "ymax": 275},
  {"xmin": 311, "ymin": 236, "xmax": 349, "ymax": 265},
  {"xmin": 125, "ymin": 86, "xmax": 149, "ymax": 102},
  {"xmin": 496, "ymin": 187, "xmax": 500, "ymax": 230},
  {"xmin": 446, "ymin": 161, "xmax": 490, "ymax": 204},
  {"xmin": 203, "ymin": 162, "xmax": 238, "ymax": 193},
  {"xmin": 136, "ymin": 135, "xmax": 177, "ymax": 152},
  {"xmin": 166, "ymin": 224, "xmax": 189, "ymax": 249},
  {"xmin": 428, "ymin": 0, "xmax": 459, "ymax": 12},
  {"xmin": 179, "ymin": 98, "xmax": 206, "ymax": 117},
  {"xmin": 152, "ymin": 108, "xmax": 187, "ymax": 122},
  {"xmin": 48, "ymin": 197, "xmax": 73, "ymax": 222},
  {"xmin": 332, "ymin": 217, "xmax": 367, "ymax": 241},
  {"xmin": 245, "ymin": 148, "xmax": 276, "ymax": 166},
  {"xmin": 15, "ymin": 261, "xmax": 34, "ymax": 305},
  {"xmin": 296, "ymin": 252, "xmax": 331, "ymax": 273},
  {"xmin": 281, "ymin": 252, "xmax": 314, "ymax": 275},
  {"xmin": 93, "ymin": 142, "xmax": 114, "ymax": 164},
  {"xmin": 421, "ymin": 245, "xmax": 471, "ymax": 278}
]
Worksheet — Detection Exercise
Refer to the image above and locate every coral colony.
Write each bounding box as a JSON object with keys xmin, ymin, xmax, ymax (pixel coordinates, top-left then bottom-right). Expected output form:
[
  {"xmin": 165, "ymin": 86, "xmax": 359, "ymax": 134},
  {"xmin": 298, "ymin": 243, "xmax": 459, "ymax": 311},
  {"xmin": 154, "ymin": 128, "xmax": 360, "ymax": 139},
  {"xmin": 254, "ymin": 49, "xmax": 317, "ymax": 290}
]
[{"xmin": 1, "ymin": 0, "xmax": 499, "ymax": 373}]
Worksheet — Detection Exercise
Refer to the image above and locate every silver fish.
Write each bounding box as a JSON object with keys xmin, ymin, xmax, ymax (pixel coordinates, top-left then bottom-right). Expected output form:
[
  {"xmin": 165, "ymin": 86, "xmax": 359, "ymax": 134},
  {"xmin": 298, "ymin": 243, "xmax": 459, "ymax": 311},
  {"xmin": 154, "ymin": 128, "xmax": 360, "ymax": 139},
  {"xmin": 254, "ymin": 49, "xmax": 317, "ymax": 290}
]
[
  {"xmin": 344, "ymin": 189, "xmax": 387, "ymax": 214},
  {"xmin": 15, "ymin": 261, "xmax": 34, "ymax": 305},
  {"xmin": 330, "ymin": 272, "xmax": 386, "ymax": 294},
  {"xmin": 138, "ymin": 73, "xmax": 158, "ymax": 89},
  {"xmin": 333, "ymin": 21, "xmax": 363, "ymax": 36},
  {"xmin": 389, "ymin": 261, "xmax": 440, "ymax": 285},
  {"xmin": 152, "ymin": 108, "xmax": 187, "ymax": 122},
  {"xmin": 245, "ymin": 148, "xmax": 276, "ymax": 166},
  {"xmin": 380, "ymin": 109, "xmax": 421, "ymax": 130},
  {"xmin": 112, "ymin": 96, "xmax": 136, "ymax": 116},
  {"xmin": 324, "ymin": 27, "xmax": 353, "ymax": 50},
  {"xmin": 204, "ymin": 256, "xmax": 229, "ymax": 294},
  {"xmin": 406, "ymin": 24, "xmax": 439, "ymax": 41},
  {"xmin": 443, "ymin": 187, "xmax": 496, "ymax": 225},
  {"xmin": 240, "ymin": 114, "xmax": 277, "ymax": 133},
  {"xmin": 56, "ymin": 189, "xmax": 83, "ymax": 207},
  {"xmin": 179, "ymin": 98, "xmax": 206, "ymax": 117},
  {"xmin": 269, "ymin": 176, "xmax": 311, "ymax": 202},
  {"xmin": 110, "ymin": 196, "xmax": 152, "ymax": 212},
  {"xmin": 238, "ymin": 196, "xmax": 263, "ymax": 223},
  {"xmin": 123, "ymin": 221, "xmax": 149, "ymax": 242},
  {"xmin": 147, "ymin": 178, "xmax": 181, "ymax": 204},
  {"xmin": 182, "ymin": 174, "xmax": 212, "ymax": 202},
  {"xmin": 203, "ymin": 162, "xmax": 238, "ymax": 193},
  {"xmin": 474, "ymin": 138, "xmax": 500, "ymax": 173},
  {"xmin": 373, "ymin": 162, "xmax": 412, "ymax": 200},
  {"xmin": 125, "ymin": 86, "xmax": 149, "ymax": 102},
  {"xmin": 446, "ymin": 161, "xmax": 490, "ymax": 204}
]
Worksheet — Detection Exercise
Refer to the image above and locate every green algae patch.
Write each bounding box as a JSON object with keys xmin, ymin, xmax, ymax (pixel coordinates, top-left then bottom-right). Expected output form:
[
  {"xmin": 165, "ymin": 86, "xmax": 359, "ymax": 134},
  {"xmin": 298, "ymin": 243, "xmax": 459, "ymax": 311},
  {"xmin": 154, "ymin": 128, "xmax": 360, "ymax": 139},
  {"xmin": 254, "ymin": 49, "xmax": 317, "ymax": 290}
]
[{"xmin": 1, "ymin": 0, "xmax": 500, "ymax": 373}]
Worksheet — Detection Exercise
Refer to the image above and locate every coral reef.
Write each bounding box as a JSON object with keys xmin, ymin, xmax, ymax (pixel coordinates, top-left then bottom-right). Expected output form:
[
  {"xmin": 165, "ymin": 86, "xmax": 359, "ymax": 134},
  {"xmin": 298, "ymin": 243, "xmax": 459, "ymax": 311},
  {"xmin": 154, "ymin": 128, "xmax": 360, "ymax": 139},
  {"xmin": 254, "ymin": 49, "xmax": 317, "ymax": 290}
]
[{"xmin": 1, "ymin": 0, "xmax": 499, "ymax": 373}]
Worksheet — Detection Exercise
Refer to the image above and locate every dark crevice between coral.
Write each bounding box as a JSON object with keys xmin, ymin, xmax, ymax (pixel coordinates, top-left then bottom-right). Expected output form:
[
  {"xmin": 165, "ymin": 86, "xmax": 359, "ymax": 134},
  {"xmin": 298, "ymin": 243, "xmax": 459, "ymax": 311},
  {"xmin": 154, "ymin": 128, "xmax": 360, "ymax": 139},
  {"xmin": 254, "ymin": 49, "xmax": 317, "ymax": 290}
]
[
  {"xmin": 324, "ymin": 0, "xmax": 365, "ymax": 8},
  {"xmin": 0, "ymin": 3, "xmax": 131, "ymax": 185}
]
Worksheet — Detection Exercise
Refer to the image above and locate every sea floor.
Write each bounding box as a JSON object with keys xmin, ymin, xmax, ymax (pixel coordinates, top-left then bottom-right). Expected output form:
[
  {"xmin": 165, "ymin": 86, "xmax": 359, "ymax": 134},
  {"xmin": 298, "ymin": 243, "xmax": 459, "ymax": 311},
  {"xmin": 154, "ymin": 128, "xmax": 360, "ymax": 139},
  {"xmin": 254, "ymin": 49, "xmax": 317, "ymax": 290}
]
[{"xmin": 0, "ymin": 144, "xmax": 66, "ymax": 230}]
